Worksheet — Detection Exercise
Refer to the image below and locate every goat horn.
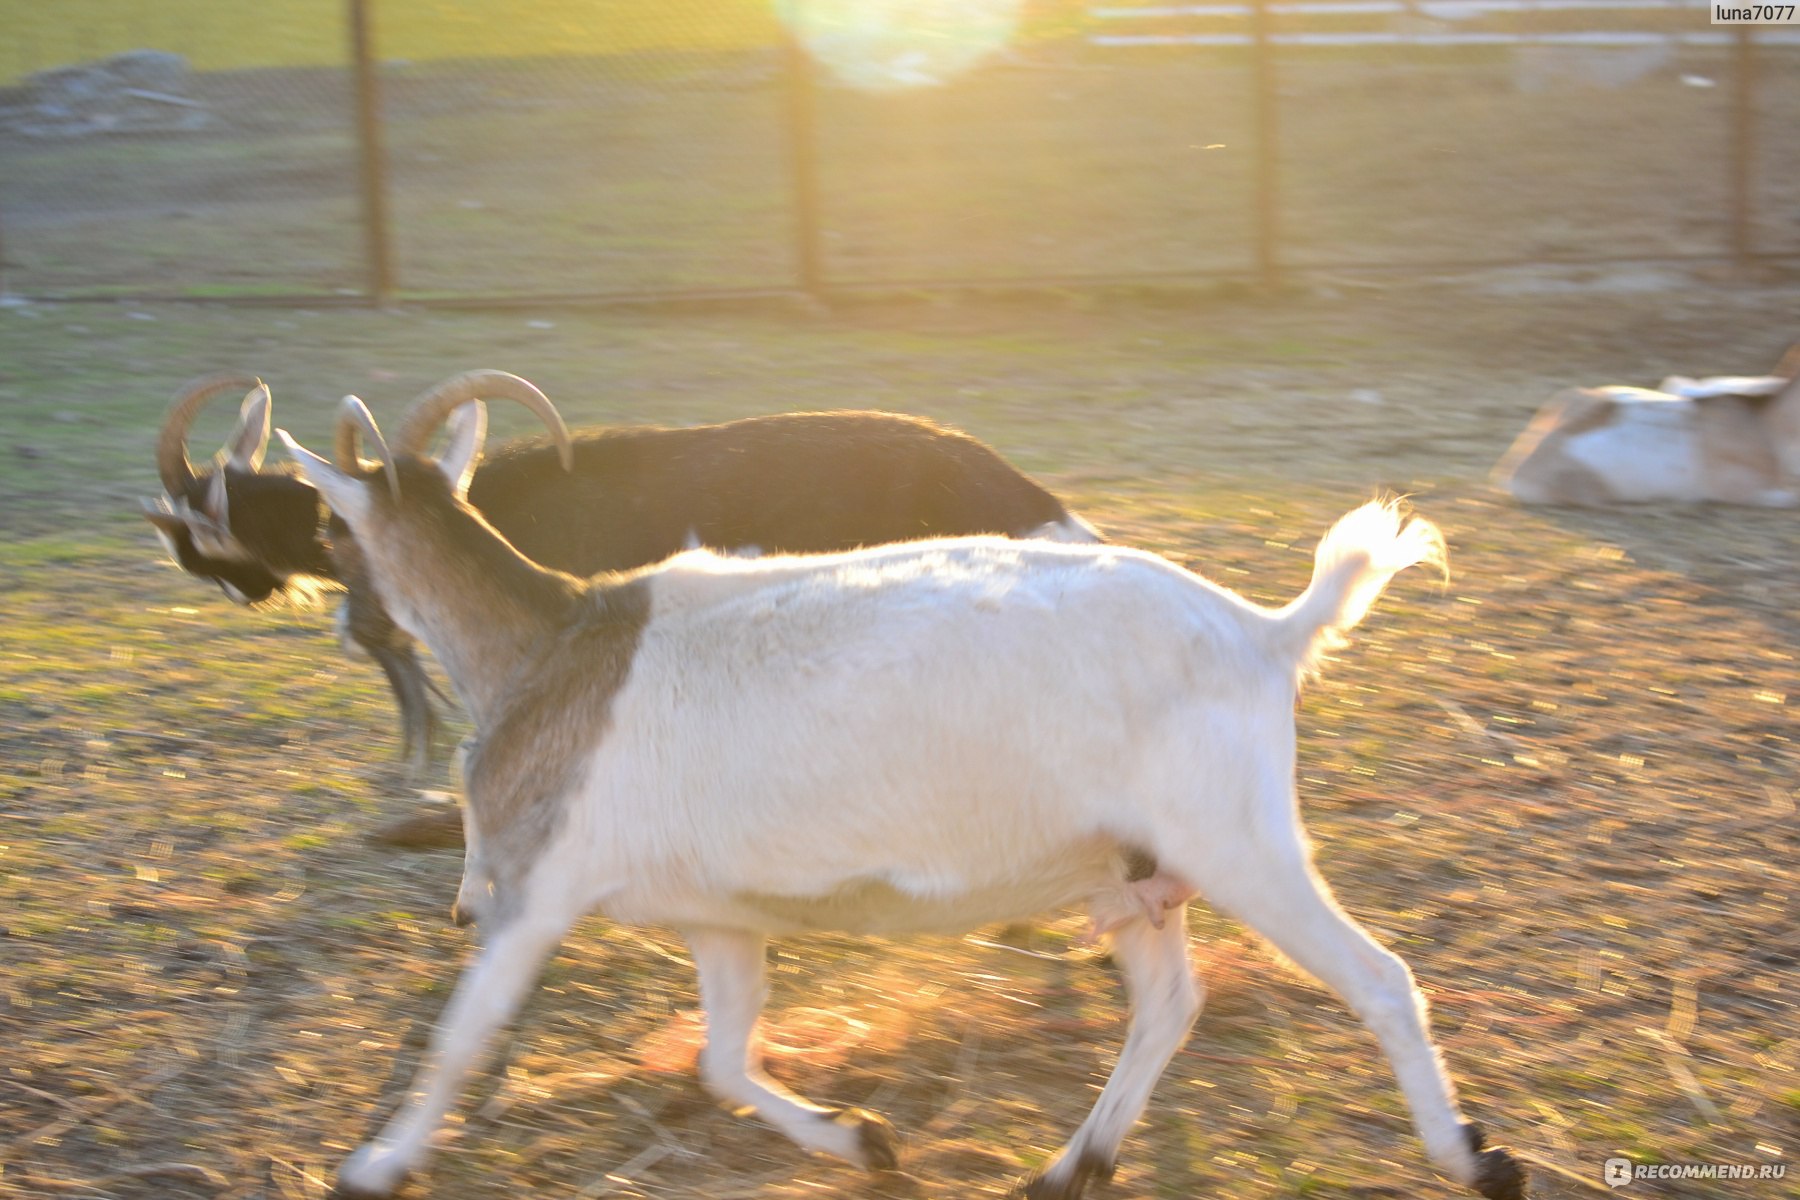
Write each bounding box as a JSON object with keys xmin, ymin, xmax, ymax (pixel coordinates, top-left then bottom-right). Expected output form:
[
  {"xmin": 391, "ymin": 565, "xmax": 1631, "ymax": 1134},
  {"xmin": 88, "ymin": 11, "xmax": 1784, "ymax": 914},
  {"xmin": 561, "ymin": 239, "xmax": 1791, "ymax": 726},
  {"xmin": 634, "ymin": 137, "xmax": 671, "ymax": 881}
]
[
  {"xmin": 155, "ymin": 371, "xmax": 266, "ymax": 496},
  {"xmin": 391, "ymin": 370, "xmax": 572, "ymax": 471},
  {"xmin": 335, "ymin": 395, "xmax": 402, "ymax": 501}
]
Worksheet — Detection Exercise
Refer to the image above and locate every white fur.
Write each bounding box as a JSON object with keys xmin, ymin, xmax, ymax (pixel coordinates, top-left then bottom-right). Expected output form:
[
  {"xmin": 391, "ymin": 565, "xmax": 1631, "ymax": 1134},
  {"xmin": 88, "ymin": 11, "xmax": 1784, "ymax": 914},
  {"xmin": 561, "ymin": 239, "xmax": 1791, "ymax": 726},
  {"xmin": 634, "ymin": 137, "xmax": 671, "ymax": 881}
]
[
  {"xmin": 1657, "ymin": 373, "xmax": 1786, "ymax": 400},
  {"xmin": 1559, "ymin": 392, "xmax": 1704, "ymax": 501},
  {"xmin": 1496, "ymin": 373, "xmax": 1800, "ymax": 506},
  {"xmin": 312, "ymin": 479, "xmax": 1498, "ymax": 1199}
]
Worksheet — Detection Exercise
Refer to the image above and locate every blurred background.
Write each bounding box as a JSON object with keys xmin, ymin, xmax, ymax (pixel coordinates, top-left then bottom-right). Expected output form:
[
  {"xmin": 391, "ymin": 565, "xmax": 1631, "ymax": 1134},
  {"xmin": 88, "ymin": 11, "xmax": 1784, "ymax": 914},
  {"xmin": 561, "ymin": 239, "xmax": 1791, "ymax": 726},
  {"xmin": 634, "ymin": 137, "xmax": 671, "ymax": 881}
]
[{"xmin": 1, "ymin": 0, "xmax": 1797, "ymax": 302}]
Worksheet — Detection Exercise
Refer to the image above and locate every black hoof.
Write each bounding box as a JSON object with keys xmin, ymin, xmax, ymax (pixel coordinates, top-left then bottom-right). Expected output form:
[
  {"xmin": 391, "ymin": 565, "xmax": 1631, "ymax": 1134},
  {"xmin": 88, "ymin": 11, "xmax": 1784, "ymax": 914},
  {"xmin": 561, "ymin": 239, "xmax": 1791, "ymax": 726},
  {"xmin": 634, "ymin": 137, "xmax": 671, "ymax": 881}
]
[
  {"xmin": 1017, "ymin": 1150, "xmax": 1113, "ymax": 1200},
  {"xmin": 1081, "ymin": 1149, "xmax": 1116, "ymax": 1184},
  {"xmin": 1018, "ymin": 1171, "xmax": 1070, "ymax": 1200},
  {"xmin": 838, "ymin": 1107, "xmax": 901, "ymax": 1172},
  {"xmin": 1463, "ymin": 1122, "xmax": 1486, "ymax": 1153},
  {"xmin": 1472, "ymin": 1146, "xmax": 1528, "ymax": 1200}
]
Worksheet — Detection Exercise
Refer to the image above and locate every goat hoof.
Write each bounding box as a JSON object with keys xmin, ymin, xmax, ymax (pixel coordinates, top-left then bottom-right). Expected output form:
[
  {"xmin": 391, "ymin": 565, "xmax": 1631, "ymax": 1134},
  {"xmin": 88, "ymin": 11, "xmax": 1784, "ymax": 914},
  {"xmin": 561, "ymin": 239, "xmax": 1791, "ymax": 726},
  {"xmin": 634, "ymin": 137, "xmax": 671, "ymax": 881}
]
[
  {"xmin": 1017, "ymin": 1150, "xmax": 1112, "ymax": 1200},
  {"xmin": 837, "ymin": 1108, "xmax": 901, "ymax": 1171},
  {"xmin": 333, "ymin": 1144, "xmax": 409, "ymax": 1199},
  {"xmin": 1471, "ymin": 1145, "xmax": 1528, "ymax": 1200}
]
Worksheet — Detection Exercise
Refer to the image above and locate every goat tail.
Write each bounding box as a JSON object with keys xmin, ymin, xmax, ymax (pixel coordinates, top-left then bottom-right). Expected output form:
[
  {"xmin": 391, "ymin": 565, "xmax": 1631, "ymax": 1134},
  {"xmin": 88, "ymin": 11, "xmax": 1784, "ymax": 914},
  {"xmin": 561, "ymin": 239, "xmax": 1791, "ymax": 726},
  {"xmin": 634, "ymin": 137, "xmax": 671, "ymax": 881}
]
[{"xmin": 1267, "ymin": 499, "xmax": 1446, "ymax": 679}]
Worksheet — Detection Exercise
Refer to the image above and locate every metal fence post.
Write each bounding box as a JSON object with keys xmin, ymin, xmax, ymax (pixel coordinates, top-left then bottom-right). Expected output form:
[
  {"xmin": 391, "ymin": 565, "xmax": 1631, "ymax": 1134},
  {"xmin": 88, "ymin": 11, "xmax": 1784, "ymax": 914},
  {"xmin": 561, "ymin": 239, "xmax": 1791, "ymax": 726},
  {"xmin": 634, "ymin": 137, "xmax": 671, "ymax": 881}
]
[
  {"xmin": 349, "ymin": 0, "xmax": 396, "ymax": 304},
  {"xmin": 780, "ymin": 16, "xmax": 825, "ymax": 299},
  {"xmin": 1248, "ymin": 0, "xmax": 1281, "ymax": 290},
  {"xmin": 1729, "ymin": 25, "xmax": 1757, "ymax": 270}
]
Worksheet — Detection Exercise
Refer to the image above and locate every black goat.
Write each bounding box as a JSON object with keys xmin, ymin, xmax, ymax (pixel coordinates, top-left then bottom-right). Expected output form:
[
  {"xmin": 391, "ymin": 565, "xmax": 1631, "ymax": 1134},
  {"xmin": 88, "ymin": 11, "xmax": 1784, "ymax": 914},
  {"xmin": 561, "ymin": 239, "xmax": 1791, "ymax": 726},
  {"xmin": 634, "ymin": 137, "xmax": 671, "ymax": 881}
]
[
  {"xmin": 143, "ymin": 374, "xmax": 329, "ymax": 604},
  {"xmin": 145, "ymin": 370, "xmax": 1099, "ymax": 773}
]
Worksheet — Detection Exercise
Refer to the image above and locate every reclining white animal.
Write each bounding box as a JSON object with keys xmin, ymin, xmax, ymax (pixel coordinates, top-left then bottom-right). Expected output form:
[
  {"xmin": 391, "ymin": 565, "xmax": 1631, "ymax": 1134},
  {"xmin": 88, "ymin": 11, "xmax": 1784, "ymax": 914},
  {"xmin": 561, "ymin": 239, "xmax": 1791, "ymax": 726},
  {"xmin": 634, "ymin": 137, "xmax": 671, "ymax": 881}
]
[
  {"xmin": 276, "ymin": 379, "xmax": 1528, "ymax": 1200},
  {"xmin": 1494, "ymin": 351, "xmax": 1800, "ymax": 506}
]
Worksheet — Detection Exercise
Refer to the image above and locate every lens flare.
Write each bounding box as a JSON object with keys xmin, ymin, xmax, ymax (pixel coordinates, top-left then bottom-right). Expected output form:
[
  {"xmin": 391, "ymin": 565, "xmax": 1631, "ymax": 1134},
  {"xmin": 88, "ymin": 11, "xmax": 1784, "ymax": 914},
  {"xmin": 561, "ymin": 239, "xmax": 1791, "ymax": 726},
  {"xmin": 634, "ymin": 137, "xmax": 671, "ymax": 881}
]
[{"xmin": 776, "ymin": 0, "xmax": 1027, "ymax": 91}]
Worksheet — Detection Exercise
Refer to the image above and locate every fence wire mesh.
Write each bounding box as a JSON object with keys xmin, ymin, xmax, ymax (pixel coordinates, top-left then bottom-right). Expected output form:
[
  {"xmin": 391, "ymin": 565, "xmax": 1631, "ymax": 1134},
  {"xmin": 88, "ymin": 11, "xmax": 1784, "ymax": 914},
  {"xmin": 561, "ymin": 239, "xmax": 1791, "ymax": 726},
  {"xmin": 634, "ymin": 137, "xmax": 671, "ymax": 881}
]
[
  {"xmin": 0, "ymin": 0, "xmax": 1794, "ymax": 302},
  {"xmin": 371, "ymin": 45, "xmax": 797, "ymax": 296},
  {"xmin": 1275, "ymin": 50, "xmax": 1741, "ymax": 268},
  {"xmin": 0, "ymin": 57, "xmax": 363, "ymax": 297}
]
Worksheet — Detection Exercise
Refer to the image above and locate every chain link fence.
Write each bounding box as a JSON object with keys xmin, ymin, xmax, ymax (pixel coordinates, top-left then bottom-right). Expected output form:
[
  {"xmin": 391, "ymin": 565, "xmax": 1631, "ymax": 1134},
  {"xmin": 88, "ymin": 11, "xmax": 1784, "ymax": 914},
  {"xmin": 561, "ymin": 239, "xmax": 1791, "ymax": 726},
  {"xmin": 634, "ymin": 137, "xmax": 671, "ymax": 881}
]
[{"xmin": 0, "ymin": 0, "xmax": 1794, "ymax": 303}]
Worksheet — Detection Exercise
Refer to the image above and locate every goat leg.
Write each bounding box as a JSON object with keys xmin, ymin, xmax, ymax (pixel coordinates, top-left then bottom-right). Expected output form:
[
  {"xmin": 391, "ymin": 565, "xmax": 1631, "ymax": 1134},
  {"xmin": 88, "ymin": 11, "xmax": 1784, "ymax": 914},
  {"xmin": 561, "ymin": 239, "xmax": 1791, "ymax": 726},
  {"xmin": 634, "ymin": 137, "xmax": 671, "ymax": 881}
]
[
  {"xmin": 335, "ymin": 529, "xmax": 444, "ymax": 775},
  {"xmin": 1195, "ymin": 826, "xmax": 1528, "ymax": 1199},
  {"xmin": 337, "ymin": 911, "xmax": 572, "ymax": 1197},
  {"xmin": 1022, "ymin": 907, "xmax": 1199, "ymax": 1200},
  {"xmin": 368, "ymin": 640, "xmax": 439, "ymax": 777},
  {"xmin": 686, "ymin": 927, "xmax": 901, "ymax": 1170}
]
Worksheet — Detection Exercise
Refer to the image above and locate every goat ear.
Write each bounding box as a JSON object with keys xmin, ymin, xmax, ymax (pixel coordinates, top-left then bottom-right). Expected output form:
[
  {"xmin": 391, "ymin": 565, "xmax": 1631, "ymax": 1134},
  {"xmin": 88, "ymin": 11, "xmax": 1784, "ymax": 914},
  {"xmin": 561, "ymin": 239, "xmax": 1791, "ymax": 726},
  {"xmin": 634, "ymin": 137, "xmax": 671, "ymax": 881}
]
[
  {"xmin": 140, "ymin": 499, "xmax": 185, "ymax": 536},
  {"xmin": 225, "ymin": 383, "xmax": 273, "ymax": 472},
  {"xmin": 438, "ymin": 400, "xmax": 487, "ymax": 500},
  {"xmin": 277, "ymin": 428, "xmax": 369, "ymax": 526},
  {"xmin": 204, "ymin": 468, "xmax": 231, "ymax": 526},
  {"xmin": 139, "ymin": 498, "xmax": 189, "ymax": 559}
]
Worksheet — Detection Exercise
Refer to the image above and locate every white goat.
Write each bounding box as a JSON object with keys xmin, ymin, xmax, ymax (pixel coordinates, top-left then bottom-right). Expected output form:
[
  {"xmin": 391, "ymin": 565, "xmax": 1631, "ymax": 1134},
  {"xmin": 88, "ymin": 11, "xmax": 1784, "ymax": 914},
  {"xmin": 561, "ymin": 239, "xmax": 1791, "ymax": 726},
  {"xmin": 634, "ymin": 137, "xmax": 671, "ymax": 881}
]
[
  {"xmin": 1494, "ymin": 349, "xmax": 1800, "ymax": 505},
  {"xmin": 276, "ymin": 380, "xmax": 1528, "ymax": 1200}
]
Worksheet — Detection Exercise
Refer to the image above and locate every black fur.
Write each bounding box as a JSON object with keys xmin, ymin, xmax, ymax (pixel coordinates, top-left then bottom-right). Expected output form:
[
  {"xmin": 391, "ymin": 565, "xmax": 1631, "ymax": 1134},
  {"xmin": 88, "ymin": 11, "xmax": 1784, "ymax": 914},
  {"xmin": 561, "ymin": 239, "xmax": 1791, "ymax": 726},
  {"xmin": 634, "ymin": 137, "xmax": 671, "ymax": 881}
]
[
  {"xmin": 469, "ymin": 410, "xmax": 1074, "ymax": 571},
  {"xmin": 162, "ymin": 468, "xmax": 328, "ymax": 604},
  {"xmin": 156, "ymin": 520, "xmax": 290, "ymax": 605}
]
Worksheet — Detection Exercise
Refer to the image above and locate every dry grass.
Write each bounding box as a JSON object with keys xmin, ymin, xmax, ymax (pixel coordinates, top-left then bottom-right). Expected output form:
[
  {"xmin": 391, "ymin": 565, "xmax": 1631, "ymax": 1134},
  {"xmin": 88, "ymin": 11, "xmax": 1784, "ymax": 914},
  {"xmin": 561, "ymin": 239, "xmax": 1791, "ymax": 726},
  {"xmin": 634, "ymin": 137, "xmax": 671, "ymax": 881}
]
[{"xmin": 0, "ymin": 284, "xmax": 1796, "ymax": 1199}]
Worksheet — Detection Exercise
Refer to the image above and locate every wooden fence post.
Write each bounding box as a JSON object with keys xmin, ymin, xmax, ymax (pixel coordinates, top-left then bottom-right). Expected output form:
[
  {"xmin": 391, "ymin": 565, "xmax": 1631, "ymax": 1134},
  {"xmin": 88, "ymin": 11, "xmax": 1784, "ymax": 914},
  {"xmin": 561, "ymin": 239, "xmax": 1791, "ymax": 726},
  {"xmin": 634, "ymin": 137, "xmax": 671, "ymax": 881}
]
[
  {"xmin": 349, "ymin": 0, "xmax": 395, "ymax": 304},
  {"xmin": 1728, "ymin": 25, "xmax": 1757, "ymax": 270}
]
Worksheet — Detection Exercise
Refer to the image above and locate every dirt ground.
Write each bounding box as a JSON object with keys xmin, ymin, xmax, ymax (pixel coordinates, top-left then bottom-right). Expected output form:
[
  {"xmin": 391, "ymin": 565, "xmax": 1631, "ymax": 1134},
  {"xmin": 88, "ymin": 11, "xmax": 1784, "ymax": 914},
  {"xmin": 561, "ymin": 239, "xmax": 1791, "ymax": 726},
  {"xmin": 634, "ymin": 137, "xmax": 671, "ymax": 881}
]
[{"xmin": 0, "ymin": 282, "xmax": 1796, "ymax": 1199}]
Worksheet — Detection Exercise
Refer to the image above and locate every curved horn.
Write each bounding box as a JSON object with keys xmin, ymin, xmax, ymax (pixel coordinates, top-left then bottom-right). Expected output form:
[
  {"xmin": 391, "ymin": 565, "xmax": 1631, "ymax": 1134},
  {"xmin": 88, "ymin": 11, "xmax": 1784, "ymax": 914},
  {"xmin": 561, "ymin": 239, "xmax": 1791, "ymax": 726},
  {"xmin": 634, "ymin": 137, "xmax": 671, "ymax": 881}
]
[
  {"xmin": 391, "ymin": 370, "xmax": 572, "ymax": 471},
  {"xmin": 333, "ymin": 404, "xmax": 365, "ymax": 475},
  {"xmin": 335, "ymin": 395, "xmax": 401, "ymax": 501},
  {"xmin": 155, "ymin": 372, "xmax": 266, "ymax": 496}
]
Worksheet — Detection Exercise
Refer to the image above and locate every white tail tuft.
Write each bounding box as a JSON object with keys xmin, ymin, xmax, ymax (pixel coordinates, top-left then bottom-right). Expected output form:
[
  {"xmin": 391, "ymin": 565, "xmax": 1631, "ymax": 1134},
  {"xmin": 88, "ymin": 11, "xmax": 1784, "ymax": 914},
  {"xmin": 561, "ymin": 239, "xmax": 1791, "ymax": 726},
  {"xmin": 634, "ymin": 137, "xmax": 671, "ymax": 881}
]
[{"xmin": 1271, "ymin": 500, "xmax": 1446, "ymax": 678}]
